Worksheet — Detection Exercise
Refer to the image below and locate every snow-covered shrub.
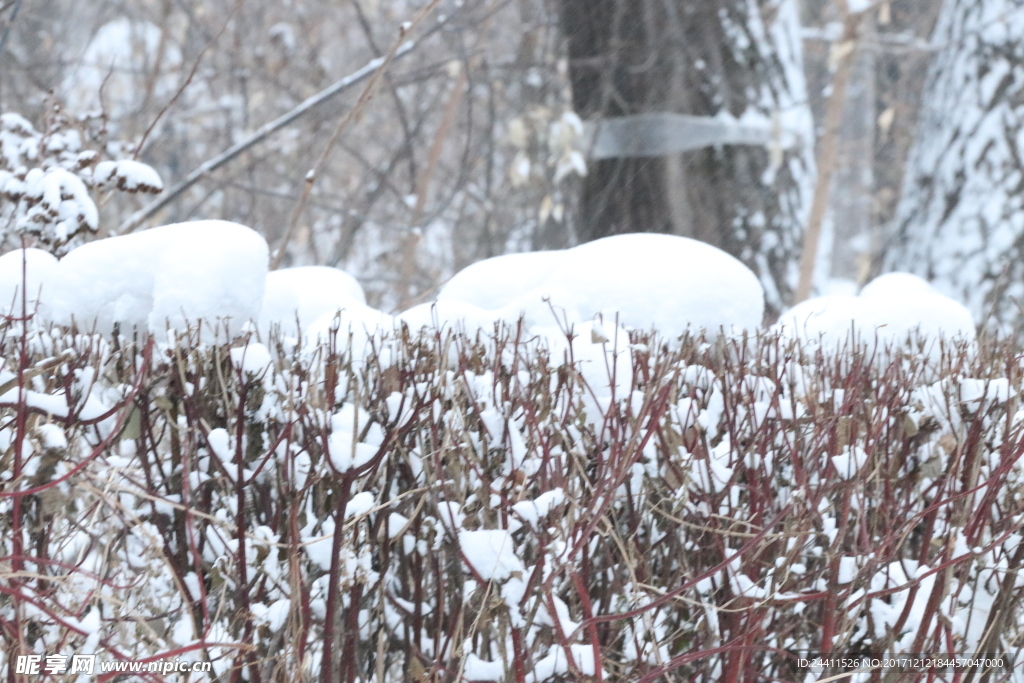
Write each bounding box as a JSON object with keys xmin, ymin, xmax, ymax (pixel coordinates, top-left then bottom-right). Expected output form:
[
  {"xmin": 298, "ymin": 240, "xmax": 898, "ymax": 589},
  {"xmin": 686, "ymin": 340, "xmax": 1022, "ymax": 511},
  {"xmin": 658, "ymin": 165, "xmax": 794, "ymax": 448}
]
[
  {"xmin": 0, "ymin": 111, "xmax": 162, "ymax": 254},
  {"xmin": 2, "ymin": 314, "xmax": 1023, "ymax": 681}
]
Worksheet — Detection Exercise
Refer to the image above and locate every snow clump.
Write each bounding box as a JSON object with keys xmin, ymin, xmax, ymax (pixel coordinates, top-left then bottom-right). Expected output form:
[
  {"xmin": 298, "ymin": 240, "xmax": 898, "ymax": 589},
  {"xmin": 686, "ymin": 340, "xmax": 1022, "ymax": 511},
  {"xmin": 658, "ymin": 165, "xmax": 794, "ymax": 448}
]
[
  {"xmin": 775, "ymin": 272, "xmax": 976, "ymax": 355},
  {"xmin": 0, "ymin": 248, "xmax": 58, "ymax": 316},
  {"xmin": 458, "ymin": 529, "xmax": 524, "ymax": 582},
  {"xmin": 436, "ymin": 233, "xmax": 764, "ymax": 337},
  {"xmin": 46, "ymin": 220, "xmax": 267, "ymax": 339},
  {"xmin": 259, "ymin": 266, "xmax": 366, "ymax": 338}
]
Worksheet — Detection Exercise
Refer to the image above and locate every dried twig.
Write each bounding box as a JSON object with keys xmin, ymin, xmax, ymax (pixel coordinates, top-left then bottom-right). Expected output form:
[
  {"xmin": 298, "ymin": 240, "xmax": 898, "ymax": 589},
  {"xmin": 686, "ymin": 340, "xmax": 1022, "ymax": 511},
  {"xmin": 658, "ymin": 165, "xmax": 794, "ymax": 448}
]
[
  {"xmin": 270, "ymin": 0, "xmax": 446, "ymax": 270},
  {"xmin": 134, "ymin": 0, "xmax": 245, "ymax": 162},
  {"xmin": 117, "ymin": 10, "xmax": 454, "ymax": 236}
]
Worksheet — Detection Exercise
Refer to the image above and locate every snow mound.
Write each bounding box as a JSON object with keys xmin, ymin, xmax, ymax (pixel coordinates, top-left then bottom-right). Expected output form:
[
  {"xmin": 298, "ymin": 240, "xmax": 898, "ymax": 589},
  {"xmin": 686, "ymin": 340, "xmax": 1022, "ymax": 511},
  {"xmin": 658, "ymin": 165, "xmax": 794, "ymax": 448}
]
[
  {"xmin": 0, "ymin": 248, "xmax": 58, "ymax": 316},
  {"xmin": 397, "ymin": 286, "xmax": 580, "ymax": 338},
  {"xmin": 48, "ymin": 220, "xmax": 267, "ymax": 339},
  {"xmin": 259, "ymin": 266, "xmax": 366, "ymax": 338},
  {"xmin": 437, "ymin": 250, "xmax": 565, "ymax": 310},
  {"xmin": 458, "ymin": 529, "xmax": 524, "ymax": 582},
  {"xmin": 436, "ymin": 234, "xmax": 764, "ymax": 337},
  {"xmin": 545, "ymin": 234, "xmax": 764, "ymax": 336},
  {"xmin": 495, "ymin": 285, "xmax": 582, "ymax": 330},
  {"xmin": 859, "ymin": 272, "xmax": 942, "ymax": 300},
  {"xmin": 775, "ymin": 272, "xmax": 976, "ymax": 354}
]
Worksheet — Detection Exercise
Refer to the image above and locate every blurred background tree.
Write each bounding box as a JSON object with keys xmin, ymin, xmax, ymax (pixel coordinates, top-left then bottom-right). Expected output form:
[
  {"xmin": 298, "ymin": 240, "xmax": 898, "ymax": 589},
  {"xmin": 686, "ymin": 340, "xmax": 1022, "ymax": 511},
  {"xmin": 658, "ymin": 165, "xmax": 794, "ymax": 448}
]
[
  {"xmin": 2, "ymin": 0, "xmax": 1022, "ymax": 329},
  {"xmin": 558, "ymin": 0, "xmax": 815, "ymax": 311}
]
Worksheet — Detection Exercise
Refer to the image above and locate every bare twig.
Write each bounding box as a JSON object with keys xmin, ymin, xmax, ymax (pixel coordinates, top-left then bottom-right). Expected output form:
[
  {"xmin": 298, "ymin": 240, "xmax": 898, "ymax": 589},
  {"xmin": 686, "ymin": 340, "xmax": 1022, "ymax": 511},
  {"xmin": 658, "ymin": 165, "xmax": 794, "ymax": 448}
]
[
  {"xmin": 270, "ymin": 0, "xmax": 446, "ymax": 270},
  {"xmin": 134, "ymin": 0, "xmax": 244, "ymax": 161},
  {"xmin": 116, "ymin": 21, "xmax": 445, "ymax": 235}
]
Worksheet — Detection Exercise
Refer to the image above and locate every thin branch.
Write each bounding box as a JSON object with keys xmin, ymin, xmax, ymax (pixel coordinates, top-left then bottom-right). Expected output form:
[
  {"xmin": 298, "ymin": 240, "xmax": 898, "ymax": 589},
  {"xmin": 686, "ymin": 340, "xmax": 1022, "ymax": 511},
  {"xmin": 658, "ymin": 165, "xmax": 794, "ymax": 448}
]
[
  {"xmin": 0, "ymin": 0, "xmax": 25, "ymax": 65},
  {"xmin": 117, "ymin": 35, "xmax": 430, "ymax": 234},
  {"xmin": 270, "ymin": 0, "xmax": 446, "ymax": 270},
  {"xmin": 134, "ymin": 0, "xmax": 244, "ymax": 161}
]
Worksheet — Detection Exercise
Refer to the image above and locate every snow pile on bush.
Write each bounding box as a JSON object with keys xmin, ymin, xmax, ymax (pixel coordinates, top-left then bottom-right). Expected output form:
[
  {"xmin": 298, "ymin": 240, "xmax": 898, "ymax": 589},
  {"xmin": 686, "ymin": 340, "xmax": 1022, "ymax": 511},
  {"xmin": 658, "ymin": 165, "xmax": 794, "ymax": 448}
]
[
  {"xmin": 437, "ymin": 233, "xmax": 766, "ymax": 337},
  {"xmin": 258, "ymin": 265, "xmax": 366, "ymax": 337},
  {"xmin": 0, "ymin": 247, "xmax": 57, "ymax": 315},
  {"xmin": 775, "ymin": 272, "xmax": 977, "ymax": 357},
  {"xmin": 1, "ymin": 318, "xmax": 1022, "ymax": 681},
  {"xmin": 45, "ymin": 220, "xmax": 267, "ymax": 338}
]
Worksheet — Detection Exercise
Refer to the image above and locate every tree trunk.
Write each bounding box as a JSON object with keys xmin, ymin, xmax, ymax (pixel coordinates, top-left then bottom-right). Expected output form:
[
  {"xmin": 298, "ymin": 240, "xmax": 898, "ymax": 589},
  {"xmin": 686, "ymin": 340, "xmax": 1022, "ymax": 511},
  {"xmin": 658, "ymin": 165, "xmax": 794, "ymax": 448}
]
[
  {"xmin": 558, "ymin": 0, "xmax": 815, "ymax": 311},
  {"xmin": 889, "ymin": 0, "xmax": 1024, "ymax": 334}
]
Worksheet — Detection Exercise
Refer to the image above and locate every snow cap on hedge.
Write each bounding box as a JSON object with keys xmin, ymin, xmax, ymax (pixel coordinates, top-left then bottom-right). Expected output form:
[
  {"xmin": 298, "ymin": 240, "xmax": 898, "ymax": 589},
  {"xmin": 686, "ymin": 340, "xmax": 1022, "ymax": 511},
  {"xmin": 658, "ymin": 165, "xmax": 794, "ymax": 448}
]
[
  {"xmin": 544, "ymin": 233, "xmax": 764, "ymax": 337},
  {"xmin": 48, "ymin": 220, "xmax": 267, "ymax": 339},
  {"xmin": 259, "ymin": 266, "xmax": 366, "ymax": 338},
  {"xmin": 438, "ymin": 250, "xmax": 566, "ymax": 310},
  {"xmin": 0, "ymin": 248, "xmax": 58, "ymax": 316},
  {"xmin": 775, "ymin": 272, "xmax": 976, "ymax": 354},
  {"xmin": 436, "ymin": 233, "xmax": 765, "ymax": 337}
]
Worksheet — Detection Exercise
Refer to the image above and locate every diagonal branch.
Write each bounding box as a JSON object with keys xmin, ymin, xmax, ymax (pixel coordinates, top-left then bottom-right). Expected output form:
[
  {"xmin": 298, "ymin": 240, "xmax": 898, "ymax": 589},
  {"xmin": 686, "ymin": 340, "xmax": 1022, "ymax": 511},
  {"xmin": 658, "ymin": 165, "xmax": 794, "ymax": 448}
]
[{"xmin": 116, "ymin": 24, "xmax": 441, "ymax": 235}]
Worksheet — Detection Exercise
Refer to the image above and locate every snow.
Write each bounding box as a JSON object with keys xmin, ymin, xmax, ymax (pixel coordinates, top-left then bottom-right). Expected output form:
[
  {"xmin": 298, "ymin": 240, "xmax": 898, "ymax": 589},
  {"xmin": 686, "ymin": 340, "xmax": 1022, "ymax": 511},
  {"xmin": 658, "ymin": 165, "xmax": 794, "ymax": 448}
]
[
  {"xmin": 511, "ymin": 488, "xmax": 566, "ymax": 528},
  {"xmin": 458, "ymin": 529, "xmax": 524, "ymax": 582},
  {"xmin": 545, "ymin": 234, "xmax": 764, "ymax": 336},
  {"xmin": 958, "ymin": 377, "xmax": 1014, "ymax": 409},
  {"xmin": 327, "ymin": 430, "xmax": 378, "ymax": 473},
  {"xmin": 775, "ymin": 272, "xmax": 976, "ymax": 354},
  {"xmin": 387, "ymin": 513, "xmax": 409, "ymax": 539},
  {"xmin": 230, "ymin": 343, "xmax": 273, "ymax": 376},
  {"xmin": 463, "ymin": 653, "xmax": 504, "ymax": 681},
  {"xmin": 305, "ymin": 304, "xmax": 393, "ymax": 358},
  {"xmin": 344, "ymin": 491, "xmax": 375, "ymax": 518},
  {"xmin": 304, "ymin": 520, "xmax": 336, "ymax": 571},
  {"xmin": 0, "ymin": 248, "xmax": 58, "ymax": 316},
  {"xmin": 837, "ymin": 556, "xmax": 859, "ymax": 584},
  {"xmin": 23, "ymin": 167, "xmax": 98, "ymax": 236},
  {"xmin": 859, "ymin": 272, "xmax": 939, "ymax": 300},
  {"xmin": 395, "ymin": 300, "xmax": 500, "ymax": 337},
  {"xmin": 434, "ymin": 234, "xmax": 764, "ymax": 337},
  {"xmin": 37, "ymin": 423, "xmax": 68, "ymax": 450},
  {"xmin": 93, "ymin": 160, "xmax": 164, "ymax": 193},
  {"xmin": 437, "ymin": 250, "xmax": 566, "ymax": 310},
  {"xmin": 831, "ymin": 446, "xmax": 868, "ymax": 480},
  {"xmin": 259, "ymin": 266, "xmax": 366, "ymax": 338},
  {"xmin": 47, "ymin": 220, "xmax": 267, "ymax": 339},
  {"xmin": 496, "ymin": 285, "xmax": 582, "ymax": 330},
  {"xmin": 774, "ymin": 295, "xmax": 868, "ymax": 350},
  {"xmin": 525, "ymin": 644, "xmax": 598, "ymax": 683},
  {"xmin": 541, "ymin": 321, "xmax": 633, "ymax": 412}
]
